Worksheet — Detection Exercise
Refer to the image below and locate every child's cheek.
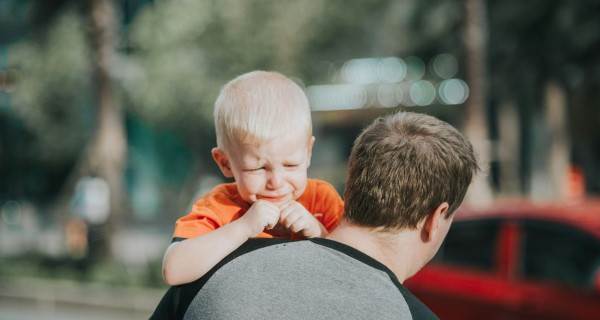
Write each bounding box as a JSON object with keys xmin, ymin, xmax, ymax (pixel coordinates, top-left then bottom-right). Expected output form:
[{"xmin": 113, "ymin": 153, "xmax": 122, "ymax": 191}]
[{"xmin": 292, "ymin": 171, "xmax": 309, "ymax": 199}]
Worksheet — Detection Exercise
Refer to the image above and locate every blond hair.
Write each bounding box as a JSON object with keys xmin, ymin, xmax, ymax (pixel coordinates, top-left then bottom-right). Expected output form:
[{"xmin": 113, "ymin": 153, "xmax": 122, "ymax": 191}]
[
  {"xmin": 344, "ymin": 112, "xmax": 479, "ymax": 230},
  {"xmin": 214, "ymin": 71, "xmax": 312, "ymax": 151}
]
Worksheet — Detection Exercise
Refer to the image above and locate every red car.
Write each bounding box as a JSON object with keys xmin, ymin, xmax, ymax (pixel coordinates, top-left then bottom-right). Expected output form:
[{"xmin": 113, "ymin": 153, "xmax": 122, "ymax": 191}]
[{"xmin": 405, "ymin": 200, "xmax": 600, "ymax": 319}]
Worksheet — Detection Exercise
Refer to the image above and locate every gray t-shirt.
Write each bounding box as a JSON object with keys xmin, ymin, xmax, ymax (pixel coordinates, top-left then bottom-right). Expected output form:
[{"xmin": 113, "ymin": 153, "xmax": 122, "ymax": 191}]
[{"xmin": 151, "ymin": 238, "xmax": 438, "ymax": 320}]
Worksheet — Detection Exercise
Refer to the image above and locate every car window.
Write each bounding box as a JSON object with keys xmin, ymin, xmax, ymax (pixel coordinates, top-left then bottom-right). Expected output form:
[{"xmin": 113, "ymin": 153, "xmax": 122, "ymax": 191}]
[
  {"xmin": 521, "ymin": 219, "xmax": 600, "ymax": 289},
  {"xmin": 433, "ymin": 219, "xmax": 501, "ymax": 272}
]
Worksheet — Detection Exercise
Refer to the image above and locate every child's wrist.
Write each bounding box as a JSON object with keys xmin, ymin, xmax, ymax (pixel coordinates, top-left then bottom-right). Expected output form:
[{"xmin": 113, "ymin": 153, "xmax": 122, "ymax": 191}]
[{"xmin": 233, "ymin": 218, "xmax": 257, "ymax": 239}]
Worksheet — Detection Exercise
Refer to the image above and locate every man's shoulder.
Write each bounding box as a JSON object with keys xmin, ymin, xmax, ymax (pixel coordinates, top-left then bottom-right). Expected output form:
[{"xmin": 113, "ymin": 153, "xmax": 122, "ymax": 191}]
[
  {"xmin": 197, "ymin": 238, "xmax": 434, "ymax": 319},
  {"xmin": 150, "ymin": 238, "xmax": 292, "ymax": 320},
  {"xmin": 306, "ymin": 238, "xmax": 439, "ymax": 320}
]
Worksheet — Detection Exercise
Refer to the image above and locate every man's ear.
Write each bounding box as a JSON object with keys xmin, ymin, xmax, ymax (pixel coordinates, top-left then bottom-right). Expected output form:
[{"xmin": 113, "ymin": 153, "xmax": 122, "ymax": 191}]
[
  {"xmin": 420, "ymin": 202, "xmax": 450, "ymax": 242},
  {"xmin": 211, "ymin": 148, "xmax": 234, "ymax": 178},
  {"xmin": 306, "ymin": 136, "xmax": 315, "ymax": 168}
]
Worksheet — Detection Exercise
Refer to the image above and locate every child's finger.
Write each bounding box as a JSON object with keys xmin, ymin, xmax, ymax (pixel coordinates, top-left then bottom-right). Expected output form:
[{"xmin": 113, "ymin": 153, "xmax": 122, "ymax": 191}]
[
  {"xmin": 279, "ymin": 202, "xmax": 296, "ymax": 222},
  {"xmin": 265, "ymin": 221, "xmax": 276, "ymax": 229},
  {"xmin": 290, "ymin": 218, "xmax": 308, "ymax": 233},
  {"xmin": 277, "ymin": 199, "xmax": 293, "ymax": 211},
  {"xmin": 283, "ymin": 210, "xmax": 303, "ymax": 229},
  {"xmin": 265, "ymin": 207, "xmax": 280, "ymax": 229}
]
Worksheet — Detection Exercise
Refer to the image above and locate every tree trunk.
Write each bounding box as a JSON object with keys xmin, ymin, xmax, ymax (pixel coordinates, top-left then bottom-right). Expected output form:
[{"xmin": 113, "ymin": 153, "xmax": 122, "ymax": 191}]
[
  {"xmin": 463, "ymin": 0, "xmax": 494, "ymax": 205},
  {"xmin": 497, "ymin": 100, "xmax": 521, "ymax": 196},
  {"xmin": 530, "ymin": 82, "xmax": 570, "ymax": 200},
  {"xmin": 85, "ymin": 0, "xmax": 126, "ymax": 259}
]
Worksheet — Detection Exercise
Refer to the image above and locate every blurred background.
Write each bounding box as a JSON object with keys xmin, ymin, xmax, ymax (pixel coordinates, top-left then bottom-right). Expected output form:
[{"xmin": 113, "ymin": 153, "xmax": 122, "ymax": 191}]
[{"xmin": 1, "ymin": 0, "xmax": 599, "ymax": 319}]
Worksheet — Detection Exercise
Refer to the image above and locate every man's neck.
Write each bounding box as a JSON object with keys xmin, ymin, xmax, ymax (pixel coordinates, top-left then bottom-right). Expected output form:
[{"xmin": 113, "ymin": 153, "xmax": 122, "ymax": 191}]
[{"xmin": 326, "ymin": 220, "xmax": 422, "ymax": 283}]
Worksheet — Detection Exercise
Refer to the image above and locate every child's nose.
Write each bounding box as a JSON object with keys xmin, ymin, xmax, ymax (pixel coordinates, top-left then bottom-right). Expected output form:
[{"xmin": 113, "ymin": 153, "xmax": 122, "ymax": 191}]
[{"xmin": 266, "ymin": 169, "xmax": 284, "ymax": 190}]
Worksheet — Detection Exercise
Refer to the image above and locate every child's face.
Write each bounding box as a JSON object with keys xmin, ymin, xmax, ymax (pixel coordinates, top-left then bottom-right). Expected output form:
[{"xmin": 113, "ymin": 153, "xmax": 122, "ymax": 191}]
[{"xmin": 212, "ymin": 132, "xmax": 314, "ymax": 206}]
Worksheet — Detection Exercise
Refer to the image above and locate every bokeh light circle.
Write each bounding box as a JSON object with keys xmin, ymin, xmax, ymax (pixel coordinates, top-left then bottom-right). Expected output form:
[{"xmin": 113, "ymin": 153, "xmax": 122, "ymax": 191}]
[
  {"xmin": 409, "ymin": 80, "xmax": 436, "ymax": 106},
  {"xmin": 377, "ymin": 84, "xmax": 397, "ymax": 108},
  {"xmin": 432, "ymin": 53, "xmax": 458, "ymax": 79},
  {"xmin": 438, "ymin": 79, "xmax": 469, "ymax": 105},
  {"xmin": 377, "ymin": 57, "xmax": 407, "ymax": 83},
  {"xmin": 341, "ymin": 58, "xmax": 379, "ymax": 84}
]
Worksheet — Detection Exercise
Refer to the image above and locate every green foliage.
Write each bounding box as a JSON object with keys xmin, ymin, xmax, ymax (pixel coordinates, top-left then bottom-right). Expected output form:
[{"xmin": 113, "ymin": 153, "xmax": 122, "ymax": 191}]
[
  {"xmin": 123, "ymin": 0, "xmax": 465, "ymax": 132},
  {"xmin": 2, "ymin": 0, "xmax": 464, "ymax": 204},
  {"xmin": 8, "ymin": 11, "xmax": 93, "ymax": 164},
  {"xmin": 2, "ymin": 10, "xmax": 93, "ymax": 203},
  {"xmin": 489, "ymin": 0, "xmax": 600, "ymax": 95},
  {"xmin": 124, "ymin": 0, "xmax": 334, "ymax": 132},
  {"xmin": 8, "ymin": 0, "xmax": 450, "ymax": 150}
]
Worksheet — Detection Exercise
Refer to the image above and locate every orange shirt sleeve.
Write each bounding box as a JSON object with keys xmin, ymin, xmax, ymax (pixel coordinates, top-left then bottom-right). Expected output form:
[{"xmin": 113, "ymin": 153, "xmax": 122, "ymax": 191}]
[
  {"xmin": 173, "ymin": 199, "xmax": 223, "ymax": 239},
  {"xmin": 172, "ymin": 183, "xmax": 247, "ymax": 239},
  {"xmin": 300, "ymin": 179, "xmax": 345, "ymax": 232}
]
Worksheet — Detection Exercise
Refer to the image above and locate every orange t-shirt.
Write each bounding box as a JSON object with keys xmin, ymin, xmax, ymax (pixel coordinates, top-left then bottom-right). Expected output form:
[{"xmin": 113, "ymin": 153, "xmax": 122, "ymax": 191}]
[{"xmin": 173, "ymin": 179, "xmax": 344, "ymax": 239}]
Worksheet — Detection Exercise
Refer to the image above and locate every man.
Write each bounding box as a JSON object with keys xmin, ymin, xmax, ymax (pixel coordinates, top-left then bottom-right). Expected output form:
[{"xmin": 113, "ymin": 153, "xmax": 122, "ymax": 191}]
[{"xmin": 151, "ymin": 111, "xmax": 478, "ymax": 320}]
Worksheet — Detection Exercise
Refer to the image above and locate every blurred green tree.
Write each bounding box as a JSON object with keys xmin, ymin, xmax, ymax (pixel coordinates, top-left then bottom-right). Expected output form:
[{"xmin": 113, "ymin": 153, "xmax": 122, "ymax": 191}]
[
  {"xmin": 488, "ymin": 0, "xmax": 600, "ymax": 195},
  {"xmin": 7, "ymin": 0, "xmax": 125, "ymax": 260},
  {"xmin": 6, "ymin": 9, "xmax": 93, "ymax": 203}
]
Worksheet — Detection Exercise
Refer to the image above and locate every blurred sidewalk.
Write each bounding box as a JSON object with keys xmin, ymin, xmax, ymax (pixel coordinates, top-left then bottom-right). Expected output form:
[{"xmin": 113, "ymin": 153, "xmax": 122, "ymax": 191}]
[
  {"xmin": 0, "ymin": 277, "xmax": 165, "ymax": 320},
  {"xmin": 1, "ymin": 224, "xmax": 170, "ymax": 268}
]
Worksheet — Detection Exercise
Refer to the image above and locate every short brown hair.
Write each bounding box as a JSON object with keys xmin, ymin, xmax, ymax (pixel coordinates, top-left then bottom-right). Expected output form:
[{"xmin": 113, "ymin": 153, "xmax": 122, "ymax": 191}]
[{"xmin": 344, "ymin": 112, "xmax": 479, "ymax": 230}]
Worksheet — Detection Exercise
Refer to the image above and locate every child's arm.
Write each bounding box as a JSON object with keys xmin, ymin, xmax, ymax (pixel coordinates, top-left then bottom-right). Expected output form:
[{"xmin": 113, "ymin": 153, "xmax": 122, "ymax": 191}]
[{"xmin": 162, "ymin": 200, "xmax": 280, "ymax": 286}]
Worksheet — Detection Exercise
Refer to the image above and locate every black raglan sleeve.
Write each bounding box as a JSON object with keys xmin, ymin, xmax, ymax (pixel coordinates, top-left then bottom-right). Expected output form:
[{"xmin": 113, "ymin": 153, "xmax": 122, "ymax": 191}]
[{"xmin": 396, "ymin": 284, "xmax": 439, "ymax": 320}]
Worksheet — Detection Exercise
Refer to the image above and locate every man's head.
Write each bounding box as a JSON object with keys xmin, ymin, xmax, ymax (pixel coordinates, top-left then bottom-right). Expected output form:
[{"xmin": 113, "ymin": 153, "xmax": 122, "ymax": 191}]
[
  {"xmin": 211, "ymin": 71, "xmax": 314, "ymax": 205},
  {"xmin": 344, "ymin": 112, "xmax": 478, "ymax": 264}
]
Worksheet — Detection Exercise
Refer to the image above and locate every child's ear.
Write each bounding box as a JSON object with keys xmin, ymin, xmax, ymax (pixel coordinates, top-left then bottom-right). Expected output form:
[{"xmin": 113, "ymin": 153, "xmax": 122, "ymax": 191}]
[
  {"xmin": 306, "ymin": 136, "xmax": 316, "ymax": 167},
  {"xmin": 211, "ymin": 148, "xmax": 234, "ymax": 178}
]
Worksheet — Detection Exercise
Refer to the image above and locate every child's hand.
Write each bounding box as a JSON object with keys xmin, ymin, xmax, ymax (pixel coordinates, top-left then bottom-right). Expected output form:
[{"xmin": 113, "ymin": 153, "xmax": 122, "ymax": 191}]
[
  {"xmin": 239, "ymin": 200, "xmax": 281, "ymax": 237},
  {"xmin": 279, "ymin": 201, "xmax": 326, "ymax": 238}
]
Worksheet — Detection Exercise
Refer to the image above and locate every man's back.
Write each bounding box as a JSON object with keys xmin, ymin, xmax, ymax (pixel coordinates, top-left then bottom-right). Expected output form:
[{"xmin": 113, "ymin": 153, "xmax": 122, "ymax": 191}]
[{"xmin": 152, "ymin": 238, "xmax": 437, "ymax": 320}]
